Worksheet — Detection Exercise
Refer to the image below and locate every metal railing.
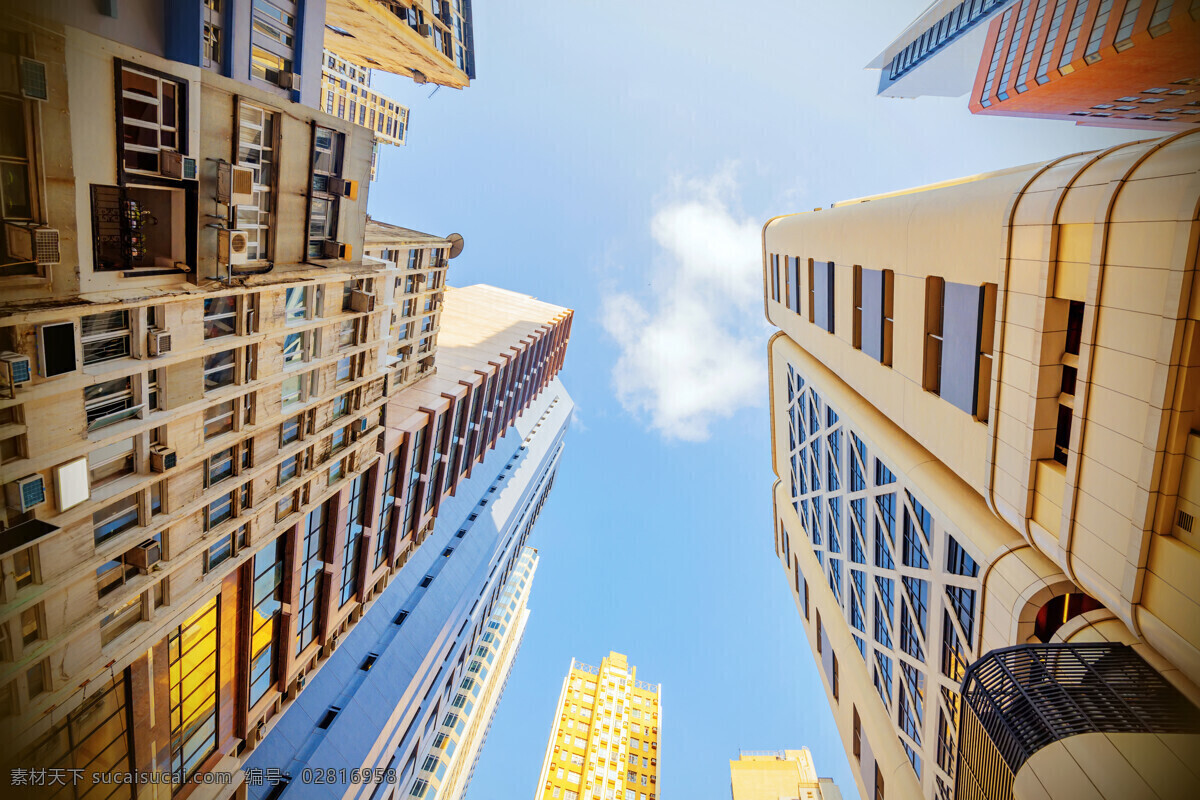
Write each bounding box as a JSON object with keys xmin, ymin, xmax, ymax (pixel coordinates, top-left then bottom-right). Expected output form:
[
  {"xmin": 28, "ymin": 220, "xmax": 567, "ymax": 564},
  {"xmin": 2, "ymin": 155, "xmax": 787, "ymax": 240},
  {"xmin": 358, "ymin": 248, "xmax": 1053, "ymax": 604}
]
[{"xmin": 956, "ymin": 644, "xmax": 1200, "ymax": 800}]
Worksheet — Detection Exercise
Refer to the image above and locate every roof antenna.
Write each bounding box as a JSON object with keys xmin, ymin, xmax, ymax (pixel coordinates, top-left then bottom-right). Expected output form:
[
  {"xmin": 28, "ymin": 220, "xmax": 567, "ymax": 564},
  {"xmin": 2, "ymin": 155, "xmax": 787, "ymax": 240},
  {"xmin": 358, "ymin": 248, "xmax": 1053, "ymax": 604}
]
[{"xmin": 428, "ymin": 85, "xmax": 440, "ymax": 99}]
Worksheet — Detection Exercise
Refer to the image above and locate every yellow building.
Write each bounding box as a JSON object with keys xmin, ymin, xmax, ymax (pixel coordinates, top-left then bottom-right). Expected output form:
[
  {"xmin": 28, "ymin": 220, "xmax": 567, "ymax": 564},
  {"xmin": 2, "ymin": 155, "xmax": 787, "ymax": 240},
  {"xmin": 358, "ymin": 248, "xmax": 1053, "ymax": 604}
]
[
  {"xmin": 764, "ymin": 131, "xmax": 1200, "ymax": 800},
  {"xmin": 535, "ymin": 651, "xmax": 662, "ymax": 800},
  {"xmin": 324, "ymin": 0, "xmax": 476, "ymax": 89},
  {"xmin": 730, "ymin": 749, "xmax": 842, "ymax": 800},
  {"xmin": 320, "ymin": 49, "xmax": 410, "ymax": 148}
]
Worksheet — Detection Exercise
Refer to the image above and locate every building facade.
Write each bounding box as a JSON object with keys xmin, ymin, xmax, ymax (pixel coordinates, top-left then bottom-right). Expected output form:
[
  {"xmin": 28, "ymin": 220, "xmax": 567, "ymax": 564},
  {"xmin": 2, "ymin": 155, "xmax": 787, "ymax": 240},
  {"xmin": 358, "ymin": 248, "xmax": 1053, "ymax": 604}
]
[
  {"xmin": 764, "ymin": 131, "xmax": 1200, "ymax": 799},
  {"xmin": 870, "ymin": 0, "xmax": 1200, "ymax": 132},
  {"xmin": 534, "ymin": 652, "xmax": 661, "ymax": 800},
  {"xmin": 0, "ymin": 7, "xmax": 571, "ymax": 800},
  {"xmin": 245, "ymin": 362, "xmax": 572, "ymax": 800},
  {"xmin": 969, "ymin": 0, "xmax": 1200, "ymax": 130},
  {"xmin": 324, "ymin": 0, "xmax": 475, "ymax": 89},
  {"xmin": 729, "ymin": 749, "xmax": 842, "ymax": 800}
]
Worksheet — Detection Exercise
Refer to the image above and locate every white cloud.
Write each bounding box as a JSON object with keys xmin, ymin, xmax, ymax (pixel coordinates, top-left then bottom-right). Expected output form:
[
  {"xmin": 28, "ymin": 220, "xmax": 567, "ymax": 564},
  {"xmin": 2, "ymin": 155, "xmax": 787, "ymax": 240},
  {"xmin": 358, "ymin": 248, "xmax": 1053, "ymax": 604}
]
[{"xmin": 602, "ymin": 170, "xmax": 768, "ymax": 442}]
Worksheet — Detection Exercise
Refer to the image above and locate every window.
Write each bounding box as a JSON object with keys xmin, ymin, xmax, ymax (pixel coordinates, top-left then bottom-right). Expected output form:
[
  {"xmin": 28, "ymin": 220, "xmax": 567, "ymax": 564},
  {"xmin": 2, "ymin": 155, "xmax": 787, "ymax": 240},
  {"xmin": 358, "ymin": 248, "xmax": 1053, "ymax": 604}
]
[
  {"xmin": 831, "ymin": 652, "xmax": 839, "ymax": 700},
  {"xmin": 200, "ymin": 296, "xmax": 236, "ymax": 340},
  {"xmin": 250, "ymin": 46, "xmax": 292, "ymax": 85},
  {"xmin": 280, "ymin": 414, "xmax": 302, "ymax": 445},
  {"xmin": 13, "ymin": 548, "xmax": 34, "ymax": 590},
  {"xmin": 26, "ymin": 659, "xmax": 47, "ymax": 697},
  {"xmin": 854, "ymin": 266, "xmax": 894, "ymax": 365},
  {"xmin": 924, "ymin": 278, "xmax": 997, "ymax": 417},
  {"xmin": 278, "ymin": 454, "xmax": 299, "ymax": 484},
  {"xmin": 88, "ymin": 436, "xmax": 135, "ymax": 486},
  {"xmin": 283, "ymin": 330, "xmax": 313, "ymax": 365},
  {"xmin": 809, "ymin": 259, "xmax": 835, "ymax": 333},
  {"xmin": 307, "ymin": 127, "xmax": 344, "ymax": 258},
  {"xmin": 206, "ymin": 446, "xmax": 236, "ymax": 486},
  {"xmin": 335, "ymin": 356, "xmax": 353, "ymax": 384},
  {"xmin": 282, "ymin": 370, "xmax": 317, "ymax": 409},
  {"xmin": 119, "ymin": 64, "xmax": 184, "ymax": 174},
  {"xmin": 205, "ymin": 489, "xmax": 236, "ymax": 530},
  {"xmin": 20, "ymin": 606, "xmax": 40, "ymax": 646},
  {"xmin": 338, "ymin": 319, "xmax": 356, "ymax": 350},
  {"xmin": 0, "ymin": 35, "xmax": 39, "ymax": 277},
  {"xmin": 83, "ymin": 376, "xmax": 139, "ymax": 432},
  {"xmin": 248, "ymin": 537, "xmax": 284, "ymax": 707},
  {"xmin": 285, "ymin": 286, "xmax": 310, "ymax": 323},
  {"xmin": 203, "ymin": 349, "xmax": 237, "ymax": 391},
  {"xmin": 853, "ymin": 706, "xmax": 861, "ymax": 758},
  {"xmin": 339, "ymin": 473, "xmax": 367, "ymax": 606},
  {"xmin": 874, "ymin": 762, "xmax": 885, "ymax": 800},
  {"xmin": 93, "ymin": 494, "xmax": 140, "ymax": 545},
  {"xmin": 168, "ymin": 599, "xmax": 218, "ymax": 787},
  {"xmin": 100, "ymin": 592, "xmax": 143, "ymax": 645},
  {"xmin": 235, "ymin": 102, "xmax": 277, "ymax": 261},
  {"xmin": 296, "ymin": 505, "xmax": 326, "ymax": 654},
  {"xmin": 204, "ymin": 400, "xmax": 235, "ymax": 439},
  {"xmin": 81, "ymin": 311, "xmax": 131, "ymax": 365}
]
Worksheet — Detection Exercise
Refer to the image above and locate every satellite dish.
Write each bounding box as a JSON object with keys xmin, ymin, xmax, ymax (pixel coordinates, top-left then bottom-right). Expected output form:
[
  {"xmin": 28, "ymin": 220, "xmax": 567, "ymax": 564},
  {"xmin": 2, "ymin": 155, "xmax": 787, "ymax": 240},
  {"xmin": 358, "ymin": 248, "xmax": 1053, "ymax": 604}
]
[{"xmin": 446, "ymin": 233, "xmax": 465, "ymax": 259}]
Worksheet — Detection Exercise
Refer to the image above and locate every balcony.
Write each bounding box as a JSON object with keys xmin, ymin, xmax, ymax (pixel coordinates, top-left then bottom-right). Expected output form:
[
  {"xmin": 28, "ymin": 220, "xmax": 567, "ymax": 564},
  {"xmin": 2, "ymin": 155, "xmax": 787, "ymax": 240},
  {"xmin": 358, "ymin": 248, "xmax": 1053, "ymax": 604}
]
[{"xmin": 956, "ymin": 644, "xmax": 1200, "ymax": 800}]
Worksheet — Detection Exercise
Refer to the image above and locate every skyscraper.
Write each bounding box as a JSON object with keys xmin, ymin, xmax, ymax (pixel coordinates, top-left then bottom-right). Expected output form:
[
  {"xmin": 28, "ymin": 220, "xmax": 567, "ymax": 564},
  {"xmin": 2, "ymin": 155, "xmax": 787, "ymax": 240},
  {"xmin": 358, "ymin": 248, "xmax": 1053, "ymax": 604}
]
[
  {"xmin": 729, "ymin": 749, "xmax": 842, "ymax": 800},
  {"xmin": 320, "ymin": 50, "xmax": 410, "ymax": 148},
  {"xmin": 763, "ymin": 131, "xmax": 1200, "ymax": 799},
  {"xmin": 870, "ymin": 0, "xmax": 1200, "ymax": 132},
  {"xmin": 535, "ymin": 652, "xmax": 662, "ymax": 800}
]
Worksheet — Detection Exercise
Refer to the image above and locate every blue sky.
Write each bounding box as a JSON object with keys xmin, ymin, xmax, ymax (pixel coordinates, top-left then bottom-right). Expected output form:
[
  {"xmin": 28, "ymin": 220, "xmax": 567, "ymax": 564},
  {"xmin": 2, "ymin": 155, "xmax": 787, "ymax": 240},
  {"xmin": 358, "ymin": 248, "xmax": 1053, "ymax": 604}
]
[{"xmin": 365, "ymin": 2, "xmax": 1140, "ymax": 796}]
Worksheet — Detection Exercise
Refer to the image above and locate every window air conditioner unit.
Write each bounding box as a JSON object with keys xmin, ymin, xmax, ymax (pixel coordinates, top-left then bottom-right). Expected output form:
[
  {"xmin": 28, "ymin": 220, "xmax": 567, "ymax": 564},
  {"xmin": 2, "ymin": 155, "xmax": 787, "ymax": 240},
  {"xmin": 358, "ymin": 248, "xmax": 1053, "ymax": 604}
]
[
  {"xmin": 150, "ymin": 445, "xmax": 177, "ymax": 473},
  {"xmin": 277, "ymin": 72, "xmax": 301, "ymax": 90},
  {"xmin": 160, "ymin": 150, "xmax": 198, "ymax": 180},
  {"xmin": 217, "ymin": 162, "xmax": 255, "ymax": 206},
  {"xmin": 126, "ymin": 538, "xmax": 162, "ymax": 571},
  {"xmin": 0, "ymin": 352, "xmax": 32, "ymax": 387},
  {"xmin": 37, "ymin": 321, "xmax": 77, "ymax": 378},
  {"xmin": 417, "ymin": 23, "xmax": 431, "ymax": 35},
  {"xmin": 6, "ymin": 474, "xmax": 46, "ymax": 512},
  {"xmin": 327, "ymin": 177, "xmax": 359, "ymax": 200},
  {"xmin": 148, "ymin": 329, "xmax": 172, "ymax": 356},
  {"xmin": 218, "ymin": 229, "xmax": 250, "ymax": 266},
  {"xmin": 349, "ymin": 289, "xmax": 375, "ymax": 312},
  {"xmin": 17, "ymin": 58, "xmax": 48, "ymax": 101},
  {"xmin": 5, "ymin": 223, "xmax": 60, "ymax": 266},
  {"xmin": 321, "ymin": 240, "xmax": 352, "ymax": 260}
]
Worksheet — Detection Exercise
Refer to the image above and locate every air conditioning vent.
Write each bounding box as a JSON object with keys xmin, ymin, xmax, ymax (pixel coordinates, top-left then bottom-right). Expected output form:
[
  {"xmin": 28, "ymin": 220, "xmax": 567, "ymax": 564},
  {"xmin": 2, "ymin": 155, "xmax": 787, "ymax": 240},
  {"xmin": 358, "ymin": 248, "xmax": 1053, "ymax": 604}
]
[
  {"xmin": 321, "ymin": 240, "xmax": 352, "ymax": 261},
  {"xmin": 6, "ymin": 474, "xmax": 46, "ymax": 512},
  {"xmin": 148, "ymin": 330, "xmax": 172, "ymax": 356},
  {"xmin": 126, "ymin": 538, "xmax": 162, "ymax": 571},
  {"xmin": 218, "ymin": 229, "xmax": 250, "ymax": 266},
  {"xmin": 217, "ymin": 163, "xmax": 255, "ymax": 206},
  {"xmin": 150, "ymin": 445, "xmax": 177, "ymax": 472},
  {"xmin": 417, "ymin": 23, "xmax": 431, "ymax": 35},
  {"xmin": 0, "ymin": 352, "xmax": 32, "ymax": 387},
  {"xmin": 5, "ymin": 223, "xmax": 60, "ymax": 266},
  {"xmin": 277, "ymin": 72, "xmax": 301, "ymax": 90},
  {"xmin": 327, "ymin": 177, "xmax": 359, "ymax": 200},
  {"xmin": 160, "ymin": 149, "xmax": 184, "ymax": 178},
  {"xmin": 19, "ymin": 57, "xmax": 48, "ymax": 101},
  {"xmin": 349, "ymin": 289, "xmax": 375, "ymax": 312},
  {"xmin": 1178, "ymin": 509, "xmax": 1194, "ymax": 533}
]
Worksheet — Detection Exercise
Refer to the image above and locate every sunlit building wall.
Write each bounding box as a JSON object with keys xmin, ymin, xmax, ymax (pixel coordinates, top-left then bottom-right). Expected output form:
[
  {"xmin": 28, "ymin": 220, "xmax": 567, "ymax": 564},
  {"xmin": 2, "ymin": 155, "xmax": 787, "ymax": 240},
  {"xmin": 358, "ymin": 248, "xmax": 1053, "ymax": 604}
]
[
  {"xmin": 730, "ymin": 748, "xmax": 843, "ymax": 800},
  {"xmin": 764, "ymin": 131, "xmax": 1200, "ymax": 799},
  {"xmin": 534, "ymin": 651, "xmax": 662, "ymax": 800}
]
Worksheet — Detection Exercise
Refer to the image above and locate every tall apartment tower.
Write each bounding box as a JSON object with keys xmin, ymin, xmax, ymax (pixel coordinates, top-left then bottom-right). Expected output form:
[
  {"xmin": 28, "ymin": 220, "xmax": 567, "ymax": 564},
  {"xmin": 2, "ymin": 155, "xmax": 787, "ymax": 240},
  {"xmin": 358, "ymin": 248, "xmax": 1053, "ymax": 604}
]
[
  {"xmin": 869, "ymin": 0, "xmax": 1200, "ymax": 132},
  {"xmin": 324, "ymin": 0, "xmax": 476, "ymax": 89},
  {"xmin": 535, "ymin": 652, "xmax": 662, "ymax": 800},
  {"xmin": 244, "ymin": 284, "xmax": 572, "ymax": 799},
  {"xmin": 729, "ymin": 749, "xmax": 842, "ymax": 800},
  {"xmin": 764, "ymin": 131, "xmax": 1200, "ymax": 800}
]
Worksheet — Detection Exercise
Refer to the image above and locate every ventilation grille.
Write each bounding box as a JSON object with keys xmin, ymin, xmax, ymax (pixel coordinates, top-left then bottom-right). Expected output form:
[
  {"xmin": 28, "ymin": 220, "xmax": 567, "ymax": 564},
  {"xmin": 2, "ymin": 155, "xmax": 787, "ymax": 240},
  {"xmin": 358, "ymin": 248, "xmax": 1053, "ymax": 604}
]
[{"xmin": 1178, "ymin": 510, "xmax": 1193, "ymax": 533}]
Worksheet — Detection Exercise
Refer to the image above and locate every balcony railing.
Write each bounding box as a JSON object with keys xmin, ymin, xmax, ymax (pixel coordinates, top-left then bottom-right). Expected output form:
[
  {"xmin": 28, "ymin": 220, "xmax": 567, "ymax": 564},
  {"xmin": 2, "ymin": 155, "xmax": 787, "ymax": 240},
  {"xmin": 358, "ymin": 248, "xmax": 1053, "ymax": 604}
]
[{"xmin": 956, "ymin": 643, "xmax": 1200, "ymax": 800}]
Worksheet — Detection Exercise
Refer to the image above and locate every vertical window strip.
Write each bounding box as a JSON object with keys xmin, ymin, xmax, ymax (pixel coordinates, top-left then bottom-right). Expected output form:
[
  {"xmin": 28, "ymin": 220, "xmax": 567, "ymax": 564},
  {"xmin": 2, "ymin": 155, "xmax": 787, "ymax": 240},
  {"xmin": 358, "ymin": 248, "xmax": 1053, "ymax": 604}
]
[
  {"xmin": 997, "ymin": 0, "xmax": 1032, "ymax": 100},
  {"xmin": 1083, "ymin": 0, "xmax": 1116, "ymax": 61},
  {"xmin": 1058, "ymin": 0, "xmax": 1092, "ymax": 68},
  {"xmin": 980, "ymin": 8, "xmax": 1013, "ymax": 106},
  {"xmin": 1015, "ymin": 0, "xmax": 1051, "ymax": 91},
  {"xmin": 168, "ymin": 598, "xmax": 218, "ymax": 787},
  {"xmin": 1035, "ymin": 0, "xmax": 1069, "ymax": 82}
]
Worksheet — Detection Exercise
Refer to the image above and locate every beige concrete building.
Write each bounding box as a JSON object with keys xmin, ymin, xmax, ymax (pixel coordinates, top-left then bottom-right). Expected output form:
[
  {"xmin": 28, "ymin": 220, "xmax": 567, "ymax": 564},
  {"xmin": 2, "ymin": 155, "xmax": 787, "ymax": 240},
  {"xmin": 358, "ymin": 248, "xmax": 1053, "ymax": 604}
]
[
  {"xmin": 324, "ymin": 0, "xmax": 476, "ymax": 89},
  {"xmin": 320, "ymin": 50, "xmax": 410, "ymax": 150},
  {"xmin": 0, "ymin": 9, "xmax": 573, "ymax": 800},
  {"xmin": 730, "ymin": 749, "xmax": 842, "ymax": 800},
  {"xmin": 535, "ymin": 651, "xmax": 661, "ymax": 800},
  {"xmin": 764, "ymin": 131, "xmax": 1200, "ymax": 800}
]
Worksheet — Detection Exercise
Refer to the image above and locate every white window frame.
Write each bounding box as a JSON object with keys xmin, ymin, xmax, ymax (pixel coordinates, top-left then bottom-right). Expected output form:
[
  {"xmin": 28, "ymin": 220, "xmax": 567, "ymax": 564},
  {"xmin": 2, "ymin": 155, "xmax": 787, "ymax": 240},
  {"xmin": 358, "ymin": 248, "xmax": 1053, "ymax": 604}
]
[
  {"xmin": 81, "ymin": 310, "xmax": 133, "ymax": 365},
  {"xmin": 234, "ymin": 101, "xmax": 277, "ymax": 262},
  {"xmin": 120, "ymin": 65, "xmax": 182, "ymax": 175}
]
